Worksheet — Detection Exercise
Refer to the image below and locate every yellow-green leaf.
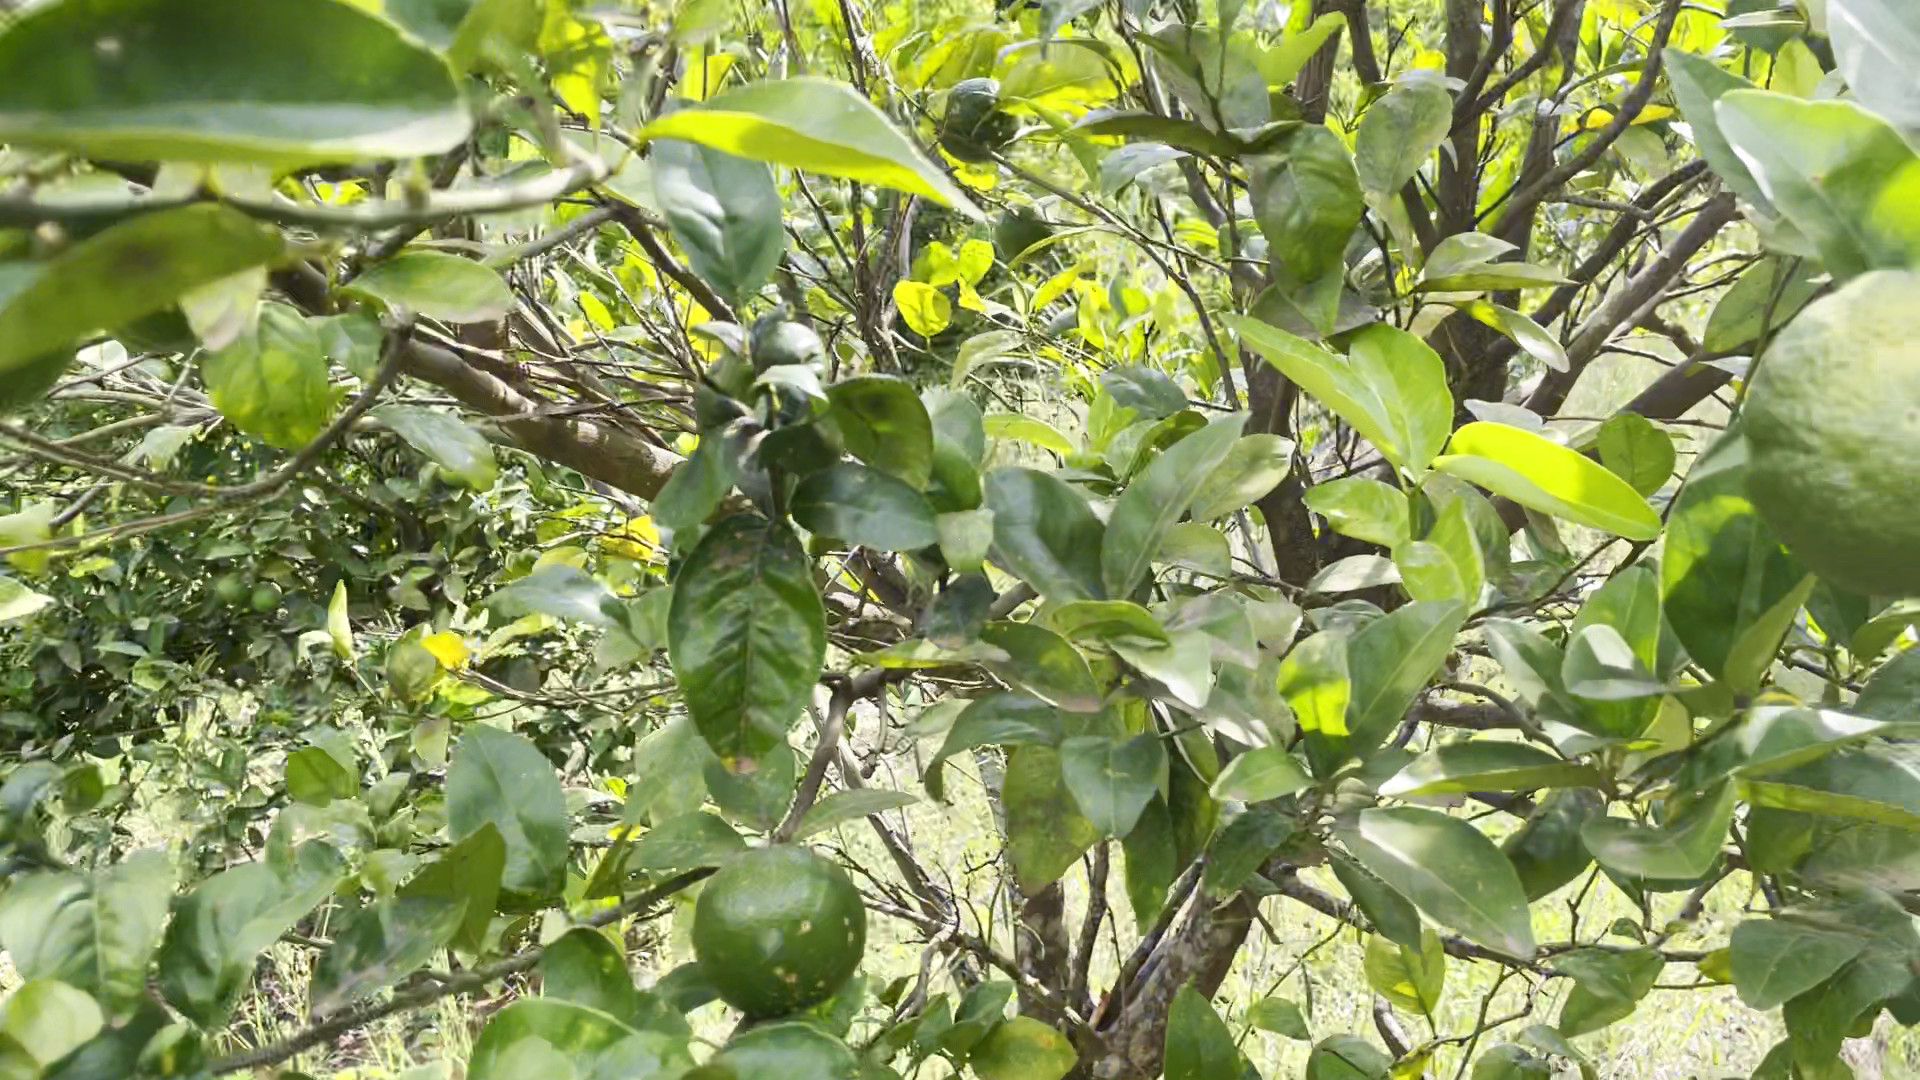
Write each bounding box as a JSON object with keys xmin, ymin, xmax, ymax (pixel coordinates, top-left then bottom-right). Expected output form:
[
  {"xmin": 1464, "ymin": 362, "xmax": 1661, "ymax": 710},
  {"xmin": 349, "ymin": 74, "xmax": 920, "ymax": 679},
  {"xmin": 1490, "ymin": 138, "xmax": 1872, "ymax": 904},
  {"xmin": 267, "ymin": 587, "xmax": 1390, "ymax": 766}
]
[
  {"xmin": 894, "ymin": 280, "xmax": 953, "ymax": 337},
  {"xmin": 639, "ymin": 77, "xmax": 983, "ymax": 217},
  {"xmin": 1434, "ymin": 422, "xmax": 1661, "ymax": 540}
]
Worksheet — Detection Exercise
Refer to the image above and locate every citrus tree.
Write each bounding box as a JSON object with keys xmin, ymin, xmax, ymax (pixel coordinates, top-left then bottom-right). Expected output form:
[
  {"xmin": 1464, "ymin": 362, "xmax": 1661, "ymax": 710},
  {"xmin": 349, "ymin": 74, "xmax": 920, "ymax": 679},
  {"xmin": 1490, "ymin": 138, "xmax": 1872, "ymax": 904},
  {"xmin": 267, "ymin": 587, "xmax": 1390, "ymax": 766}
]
[{"xmin": 1, "ymin": 0, "xmax": 1918, "ymax": 1077}]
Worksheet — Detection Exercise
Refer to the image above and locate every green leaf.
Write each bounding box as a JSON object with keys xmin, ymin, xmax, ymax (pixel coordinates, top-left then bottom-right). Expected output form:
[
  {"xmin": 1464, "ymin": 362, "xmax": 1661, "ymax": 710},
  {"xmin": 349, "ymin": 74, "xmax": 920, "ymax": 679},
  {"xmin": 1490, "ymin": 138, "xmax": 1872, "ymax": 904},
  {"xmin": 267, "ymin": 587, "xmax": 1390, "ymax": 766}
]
[
  {"xmin": 667, "ymin": 515, "xmax": 825, "ymax": 768},
  {"xmin": 925, "ymin": 693, "xmax": 1057, "ymax": 801},
  {"xmin": 373, "ymin": 404, "xmax": 498, "ymax": 490},
  {"xmin": 0, "ymin": 205, "xmax": 282, "ymax": 381},
  {"xmin": 1260, "ymin": 12, "xmax": 1348, "ymax": 84},
  {"xmin": 1101, "ymin": 413, "xmax": 1246, "ymax": 598},
  {"xmin": 157, "ymin": 842, "xmax": 343, "ymax": 1026},
  {"xmin": 285, "ymin": 745, "xmax": 356, "ymax": 805},
  {"xmin": 1782, "ymin": 953, "xmax": 1915, "ymax": 1065},
  {"xmin": 0, "ymin": 981, "xmax": 103, "ymax": 1072},
  {"xmin": 1202, "ymin": 805, "xmax": 1295, "ymax": 896},
  {"xmin": 1346, "ymin": 327, "xmax": 1451, "ymax": 476},
  {"xmin": 1231, "ymin": 317, "xmax": 1451, "ymax": 475},
  {"xmin": 201, "ymin": 302, "xmax": 338, "ymax": 450},
  {"xmin": 399, "ymin": 824, "xmax": 505, "ymax": 956},
  {"xmin": 1003, "ymin": 745, "xmax": 1101, "ymax": 892},
  {"xmin": 486, "ymin": 564, "xmax": 620, "ymax": 626},
  {"xmin": 640, "ymin": 77, "xmax": 982, "ymax": 216},
  {"xmin": 0, "ymin": 851, "xmax": 172, "ymax": 1011},
  {"xmin": 1381, "ymin": 742, "xmax": 1599, "ymax": 798},
  {"xmin": 1330, "ymin": 601, "xmax": 1467, "ymax": 761},
  {"xmin": 542, "ymin": 928, "xmax": 650, "ymax": 1027},
  {"xmin": 1355, "ymin": 75, "xmax": 1452, "ymax": 202},
  {"xmin": 937, "ymin": 509, "xmax": 995, "ymax": 572},
  {"xmin": 969, "ymin": 1017, "xmax": 1078, "ymax": 1080},
  {"xmin": 1702, "ymin": 256, "xmax": 1823, "ymax": 352},
  {"xmin": 1337, "ymin": 806, "xmax": 1536, "ymax": 958},
  {"xmin": 346, "ymin": 252, "xmax": 513, "ymax": 323},
  {"xmin": 448, "ymin": 726, "xmax": 569, "ymax": 902},
  {"xmin": 980, "ymin": 621, "xmax": 1103, "ymax": 713},
  {"xmin": 1580, "ymin": 782, "xmax": 1736, "ymax": 881},
  {"xmin": 468, "ymin": 1000, "xmax": 690, "ymax": 1080},
  {"xmin": 1047, "ymin": 599, "xmax": 1168, "ymax": 647},
  {"xmin": 1397, "ymin": 499, "xmax": 1486, "ymax": 607},
  {"xmin": 791, "ymin": 463, "xmax": 939, "ymax": 551},
  {"xmin": 1250, "ymin": 125, "xmax": 1364, "ymax": 281},
  {"xmin": 1059, "ymin": 734, "xmax": 1165, "ymax": 837},
  {"xmin": 1673, "ymin": 706, "xmax": 1894, "ymax": 792},
  {"xmin": 1594, "ymin": 413, "xmax": 1674, "ymax": 498},
  {"xmin": 1247, "ymin": 997, "xmax": 1311, "ymax": 1040},
  {"xmin": 1562, "ymin": 624, "xmax": 1668, "ymax": 702},
  {"xmin": 825, "ymin": 376, "xmax": 935, "ymax": 490},
  {"xmin": 1472, "ymin": 1045, "xmax": 1553, "ymax": 1080},
  {"xmin": 1306, "ymin": 1034, "xmax": 1392, "ymax": 1080},
  {"xmin": 1211, "ymin": 746, "xmax": 1313, "ymax": 802},
  {"xmin": 0, "ymin": 576, "xmax": 53, "ymax": 624},
  {"xmin": 0, "ymin": 0, "xmax": 469, "ymax": 166},
  {"xmin": 1453, "ymin": 300, "xmax": 1568, "ymax": 372},
  {"xmin": 1553, "ymin": 948, "xmax": 1662, "ymax": 1037},
  {"xmin": 1664, "ymin": 50, "xmax": 1771, "ymax": 214},
  {"xmin": 1278, "ymin": 629, "xmax": 1352, "ymax": 738},
  {"xmin": 794, "ymin": 789, "xmax": 919, "ymax": 840},
  {"xmin": 984, "ymin": 413, "xmax": 1075, "ymax": 457},
  {"xmin": 1501, "ymin": 790, "xmax": 1603, "ymax": 900},
  {"xmin": 1743, "ymin": 746, "xmax": 1920, "ymax": 830},
  {"xmin": 1417, "ymin": 247, "xmax": 1570, "ymax": 292},
  {"xmin": 1364, "ymin": 929, "xmax": 1446, "ymax": 1015},
  {"xmin": 1113, "ymin": 627, "xmax": 1215, "ymax": 709},
  {"xmin": 1730, "ymin": 918, "xmax": 1868, "ymax": 1010},
  {"xmin": 628, "ymin": 811, "xmax": 747, "ymax": 870},
  {"xmin": 1330, "ymin": 851, "xmax": 1423, "ymax": 949},
  {"xmin": 1713, "ymin": 91, "xmax": 1920, "ymax": 279},
  {"xmin": 309, "ymin": 891, "xmax": 464, "ymax": 1017},
  {"xmin": 1434, "ymin": 423, "xmax": 1660, "ymax": 540},
  {"xmin": 1187, "ymin": 434, "xmax": 1295, "ymax": 522},
  {"xmin": 1099, "ymin": 365, "xmax": 1188, "ymax": 420},
  {"xmin": 1121, "ymin": 798, "xmax": 1179, "ymax": 930},
  {"xmin": 1165, "ymin": 986, "xmax": 1243, "ymax": 1080},
  {"xmin": 1659, "ymin": 430, "xmax": 1806, "ymax": 692},
  {"xmin": 1828, "ymin": 0, "xmax": 1920, "ymax": 133},
  {"xmin": 984, "ymin": 468, "xmax": 1106, "ymax": 601},
  {"xmin": 654, "ymin": 435, "xmax": 739, "ymax": 533},
  {"xmin": 650, "ymin": 136, "xmax": 783, "ymax": 304},
  {"xmin": 1303, "ymin": 477, "xmax": 1411, "ymax": 547}
]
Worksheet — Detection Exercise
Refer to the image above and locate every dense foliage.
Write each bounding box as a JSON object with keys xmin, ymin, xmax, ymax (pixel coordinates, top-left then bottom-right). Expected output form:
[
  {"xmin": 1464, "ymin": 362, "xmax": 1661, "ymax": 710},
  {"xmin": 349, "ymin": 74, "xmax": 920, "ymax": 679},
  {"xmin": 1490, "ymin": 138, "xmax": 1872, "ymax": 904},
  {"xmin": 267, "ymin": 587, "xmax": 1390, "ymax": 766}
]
[{"xmin": 2, "ymin": 0, "xmax": 1918, "ymax": 1077}]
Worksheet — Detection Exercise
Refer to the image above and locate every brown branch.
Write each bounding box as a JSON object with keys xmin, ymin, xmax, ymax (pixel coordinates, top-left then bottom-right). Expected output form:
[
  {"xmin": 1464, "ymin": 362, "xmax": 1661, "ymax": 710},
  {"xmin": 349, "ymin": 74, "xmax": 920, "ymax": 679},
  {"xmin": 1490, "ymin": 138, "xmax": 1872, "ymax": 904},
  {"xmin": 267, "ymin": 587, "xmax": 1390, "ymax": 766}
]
[
  {"xmin": 396, "ymin": 336, "xmax": 684, "ymax": 500},
  {"xmin": 1494, "ymin": 0, "xmax": 1684, "ymax": 229},
  {"xmin": 1524, "ymin": 194, "xmax": 1738, "ymax": 415}
]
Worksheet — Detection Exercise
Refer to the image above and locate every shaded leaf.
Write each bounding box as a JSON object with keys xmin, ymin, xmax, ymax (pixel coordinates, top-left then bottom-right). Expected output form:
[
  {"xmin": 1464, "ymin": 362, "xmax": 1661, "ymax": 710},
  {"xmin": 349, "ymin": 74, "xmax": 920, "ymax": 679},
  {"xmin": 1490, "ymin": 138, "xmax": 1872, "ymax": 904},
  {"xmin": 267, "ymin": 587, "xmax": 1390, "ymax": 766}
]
[
  {"xmin": 448, "ymin": 726, "xmax": 569, "ymax": 901},
  {"xmin": 667, "ymin": 515, "xmax": 825, "ymax": 768},
  {"xmin": 1337, "ymin": 806, "xmax": 1535, "ymax": 958},
  {"xmin": 0, "ymin": 0, "xmax": 469, "ymax": 166}
]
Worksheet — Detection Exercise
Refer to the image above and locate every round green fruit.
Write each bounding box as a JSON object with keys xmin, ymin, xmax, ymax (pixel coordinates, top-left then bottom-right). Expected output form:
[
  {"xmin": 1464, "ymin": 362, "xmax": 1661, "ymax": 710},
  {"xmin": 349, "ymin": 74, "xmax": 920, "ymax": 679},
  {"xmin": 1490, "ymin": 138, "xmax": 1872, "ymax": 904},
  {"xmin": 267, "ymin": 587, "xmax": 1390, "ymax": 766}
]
[
  {"xmin": 1742, "ymin": 270, "xmax": 1920, "ymax": 597},
  {"xmin": 992, "ymin": 206, "xmax": 1053, "ymax": 261},
  {"xmin": 212, "ymin": 573, "xmax": 251, "ymax": 606},
  {"xmin": 691, "ymin": 846, "xmax": 866, "ymax": 1018},
  {"xmin": 249, "ymin": 581, "xmax": 284, "ymax": 613},
  {"xmin": 939, "ymin": 78, "xmax": 1018, "ymax": 164}
]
